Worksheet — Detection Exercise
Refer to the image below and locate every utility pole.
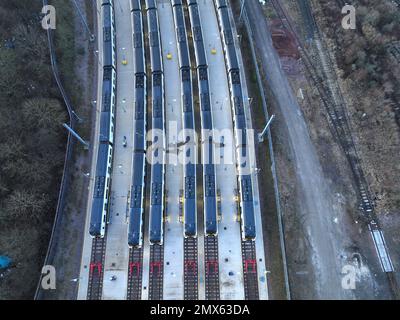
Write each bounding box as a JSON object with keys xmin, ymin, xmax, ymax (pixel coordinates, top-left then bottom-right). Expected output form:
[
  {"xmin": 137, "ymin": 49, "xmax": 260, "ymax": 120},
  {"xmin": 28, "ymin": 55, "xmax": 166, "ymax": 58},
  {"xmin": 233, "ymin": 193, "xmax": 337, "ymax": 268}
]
[
  {"xmin": 72, "ymin": 0, "xmax": 95, "ymax": 41},
  {"xmin": 258, "ymin": 115, "xmax": 275, "ymax": 143},
  {"xmin": 71, "ymin": 110, "xmax": 83, "ymax": 123},
  {"xmin": 63, "ymin": 123, "xmax": 89, "ymax": 149},
  {"xmin": 239, "ymin": 0, "xmax": 246, "ymax": 22}
]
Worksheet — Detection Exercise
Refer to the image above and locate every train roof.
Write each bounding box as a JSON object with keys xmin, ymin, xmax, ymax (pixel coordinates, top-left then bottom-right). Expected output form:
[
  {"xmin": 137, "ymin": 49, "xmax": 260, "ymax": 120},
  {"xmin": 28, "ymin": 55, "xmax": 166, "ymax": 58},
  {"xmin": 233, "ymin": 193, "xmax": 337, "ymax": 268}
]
[
  {"xmin": 215, "ymin": 0, "xmax": 227, "ymax": 9},
  {"xmin": 95, "ymin": 142, "xmax": 112, "ymax": 177},
  {"xmin": 102, "ymin": 0, "xmax": 113, "ymax": 6},
  {"xmin": 145, "ymin": 0, "xmax": 157, "ymax": 10},
  {"xmin": 171, "ymin": 0, "xmax": 183, "ymax": 6},
  {"xmin": 130, "ymin": 0, "xmax": 141, "ymax": 11}
]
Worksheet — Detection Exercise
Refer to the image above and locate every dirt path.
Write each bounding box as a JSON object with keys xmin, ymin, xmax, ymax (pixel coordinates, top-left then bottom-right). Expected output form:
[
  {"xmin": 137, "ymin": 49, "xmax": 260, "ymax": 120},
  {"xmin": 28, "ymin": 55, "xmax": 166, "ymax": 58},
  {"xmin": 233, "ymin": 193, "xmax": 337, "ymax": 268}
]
[
  {"xmin": 245, "ymin": 1, "xmax": 355, "ymax": 299},
  {"xmin": 39, "ymin": 0, "xmax": 97, "ymax": 300}
]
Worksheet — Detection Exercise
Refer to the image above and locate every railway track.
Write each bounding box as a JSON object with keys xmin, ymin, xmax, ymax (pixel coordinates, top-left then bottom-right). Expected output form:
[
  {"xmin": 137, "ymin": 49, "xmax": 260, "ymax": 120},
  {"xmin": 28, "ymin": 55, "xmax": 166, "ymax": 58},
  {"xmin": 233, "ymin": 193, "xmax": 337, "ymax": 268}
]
[
  {"xmin": 270, "ymin": 0, "xmax": 397, "ymax": 295},
  {"xmin": 184, "ymin": 237, "xmax": 198, "ymax": 299},
  {"xmin": 127, "ymin": 247, "xmax": 143, "ymax": 300},
  {"xmin": 241, "ymin": 240, "xmax": 259, "ymax": 300},
  {"xmin": 204, "ymin": 236, "xmax": 220, "ymax": 300},
  {"xmin": 87, "ymin": 237, "xmax": 107, "ymax": 300},
  {"xmin": 148, "ymin": 244, "xmax": 164, "ymax": 299}
]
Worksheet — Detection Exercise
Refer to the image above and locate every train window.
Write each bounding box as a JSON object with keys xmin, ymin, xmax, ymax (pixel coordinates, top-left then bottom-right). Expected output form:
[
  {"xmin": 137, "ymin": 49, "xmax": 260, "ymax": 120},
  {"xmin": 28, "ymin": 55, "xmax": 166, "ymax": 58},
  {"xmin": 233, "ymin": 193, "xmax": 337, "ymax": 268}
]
[
  {"xmin": 149, "ymin": 32, "xmax": 159, "ymax": 47},
  {"xmin": 136, "ymin": 75, "xmax": 144, "ymax": 88},
  {"xmin": 153, "ymin": 74, "xmax": 162, "ymax": 86},
  {"xmin": 193, "ymin": 26, "xmax": 202, "ymax": 42},
  {"xmin": 134, "ymin": 34, "xmax": 142, "ymax": 48},
  {"xmin": 103, "ymin": 68, "xmax": 111, "ymax": 80},
  {"xmin": 230, "ymin": 71, "xmax": 241, "ymax": 85},
  {"xmin": 103, "ymin": 27, "xmax": 111, "ymax": 42},
  {"xmin": 153, "ymin": 99, "xmax": 162, "ymax": 118},
  {"xmin": 177, "ymin": 27, "xmax": 186, "ymax": 43},
  {"xmin": 199, "ymin": 68, "xmax": 208, "ymax": 81},
  {"xmin": 223, "ymin": 31, "xmax": 233, "ymax": 45},
  {"xmin": 234, "ymin": 97, "xmax": 243, "ymax": 115},
  {"xmin": 185, "ymin": 176, "xmax": 196, "ymax": 199},
  {"xmin": 200, "ymin": 93, "xmax": 210, "ymax": 111},
  {"xmin": 183, "ymin": 94, "xmax": 191, "ymax": 112},
  {"xmin": 181, "ymin": 68, "xmax": 190, "ymax": 82},
  {"xmin": 151, "ymin": 183, "xmax": 162, "ymax": 205},
  {"xmin": 205, "ymin": 175, "xmax": 216, "ymax": 197}
]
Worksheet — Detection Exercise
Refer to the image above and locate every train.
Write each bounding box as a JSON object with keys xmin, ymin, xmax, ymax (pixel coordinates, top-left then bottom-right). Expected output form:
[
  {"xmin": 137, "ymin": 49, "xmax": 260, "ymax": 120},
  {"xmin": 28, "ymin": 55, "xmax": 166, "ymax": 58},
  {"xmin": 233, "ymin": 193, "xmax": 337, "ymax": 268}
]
[
  {"xmin": 146, "ymin": 0, "xmax": 166, "ymax": 245},
  {"xmin": 213, "ymin": 0, "xmax": 256, "ymax": 240},
  {"xmin": 172, "ymin": 0, "xmax": 197, "ymax": 238},
  {"xmin": 89, "ymin": 0, "xmax": 117, "ymax": 238},
  {"xmin": 128, "ymin": 0, "xmax": 147, "ymax": 247},
  {"xmin": 187, "ymin": 0, "xmax": 218, "ymax": 236}
]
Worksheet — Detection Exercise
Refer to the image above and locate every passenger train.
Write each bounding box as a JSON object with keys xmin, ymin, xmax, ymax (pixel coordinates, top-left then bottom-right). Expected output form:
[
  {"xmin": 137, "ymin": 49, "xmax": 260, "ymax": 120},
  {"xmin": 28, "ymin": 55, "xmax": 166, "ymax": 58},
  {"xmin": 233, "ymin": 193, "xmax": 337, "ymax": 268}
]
[
  {"xmin": 89, "ymin": 0, "xmax": 117, "ymax": 238},
  {"xmin": 128, "ymin": 0, "xmax": 148, "ymax": 248},
  {"xmin": 187, "ymin": 0, "xmax": 218, "ymax": 236},
  {"xmin": 213, "ymin": 0, "xmax": 256, "ymax": 240},
  {"xmin": 146, "ymin": 0, "xmax": 166, "ymax": 245},
  {"xmin": 172, "ymin": 0, "xmax": 197, "ymax": 238}
]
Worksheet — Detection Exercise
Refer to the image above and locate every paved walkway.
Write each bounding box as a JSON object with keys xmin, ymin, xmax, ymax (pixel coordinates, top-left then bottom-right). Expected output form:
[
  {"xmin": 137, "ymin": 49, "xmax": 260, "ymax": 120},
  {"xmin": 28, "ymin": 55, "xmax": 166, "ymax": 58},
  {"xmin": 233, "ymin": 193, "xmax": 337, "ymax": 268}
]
[
  {"xmin": 77, "ymin": 0, "xmax": 103, "ymax": 300},
  {"xmin": 228, "ymin": 2, "xmax": 269, "ymax": 300},
  {"xmin": 198, "ymin": 0, "xmax": 245, "ymax": 300},
  {"xmin": 102, "ymin": 0, "xmax": 134, "ymax": 300},
  {"xmin": 157, "ymin": 0, "xmax": 185, "ymax": 300}
]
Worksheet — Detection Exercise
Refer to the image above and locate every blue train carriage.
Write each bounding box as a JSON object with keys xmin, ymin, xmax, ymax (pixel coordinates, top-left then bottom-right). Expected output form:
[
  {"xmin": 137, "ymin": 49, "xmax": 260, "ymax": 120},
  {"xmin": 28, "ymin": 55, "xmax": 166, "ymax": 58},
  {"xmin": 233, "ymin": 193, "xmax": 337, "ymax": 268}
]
[
  {"xmin": 186, "ymin": 0, "xmax": 198, "ymax": 6},
  {"xmin": 102, "ymin": 0, "xmax": 116, "ymax": 70},
  {"xmin": 149, "ymin": 76, "xmax": 166, "ymax": 245},
  {"xmin": 130, "ymin": 0, "xmax": 141, "ymax": 12},
  {"xmin": 149, "ymin": 161, "xmax": 166, "ymax": 244},
  {"xmin": 188, "ymin": 1, "xmax": 207, "ymax": 68},
  {"xmin": 128, "ymin": 152, "xmax": 146, "ymax": 247},
  {"xmin": 149, "ymin": 78, "xmax": 166, "ymax": 245},
  {"xmin": 145, "ymin": 0, "xmax": 157, "ymax": 11},
  {"xmin": 171, "ymin": 0, "xmax": 183, "ymax": 7},
  {"xmin": 89, "ymin": 142, "xmax": 114, "ymax": 237},
  {"xmin": 215, "ymin": 0, "xmax": 227, "ymax": 10},
  {"xmin": 128, "ymin": 0, "xmax": 147, "ymax": 247},
  {"xmin": 128, "ymin": 102, "xmax": 147, "ymax": 247},
  {"xmin": 204, "ymin": 168, "xmax": 218, "ymax": 235},
  {"xmin": 172, "ymin": 3, "xmax": 191, "ymax": 69},
  {"xmin": 184, "ymin": 167, "xmax": 197, "ymax": 237},
  {"xmin": 240, "ymin": 175, "xmax": 256, "ymax": 240},
  {"xmin": 128, "ymin": 72, "xmax": 147, "ymax": 248},
  {"xmin": 147, "ymin": 0, "xmax": 166, "ymax": 245},
  {"xmin": 181, "ymin": 82, "xmax": 197, "ymax": 239},
  {"xmin": 181, "ymin": 70, "xmax": 197, "ymax": 238},
  {"xmin": 147, "ymin": 11, "xmax": 163, "ymax": 73},
  {"xmin": 187, "ymin": 2, "xmax": 218, "ymax": 236},
  {"xmin": 100, "ymin": 67, "xmax": 116, "ymax": 144},
  {"xmin": 131, "ymin": 3, "xmax": 145, "ymax": 75}
]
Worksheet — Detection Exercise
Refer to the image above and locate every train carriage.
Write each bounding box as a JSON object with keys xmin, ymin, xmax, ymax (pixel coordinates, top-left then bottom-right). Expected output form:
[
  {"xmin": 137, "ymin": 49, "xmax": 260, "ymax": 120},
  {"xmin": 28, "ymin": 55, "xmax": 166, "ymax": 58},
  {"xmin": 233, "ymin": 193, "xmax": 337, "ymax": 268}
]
[
  {"xmin": 102, "ymin": 0, "xmax": 116, "ymax": 70},
  {"xmin": 187, "ymin": 1, "xmax": 218, "ymax": 236},
  {"xmin": 89, "ymin": 0, "xmax": 116, "ymax": 239},
  {"xmin": 213, "ymin": 0, "xmax": 256, "ymax": 240},
  {"xmin": 128, "ymin": 153, "xmax": 146, "ymax": 247},
  {"xmin": 146, "ymin": 1, "xmax": 166, "ymax": 245},
  {"xmin": 128, "ymin": 0, "xmax": 148, "ymax": 247},
  {"xmin": 89, "ymin": 143, "xmax": 113, "ymax": 237},
  {"xmin": 172, "ymin": 1, "xmax": 198, "ymax": 238}
]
